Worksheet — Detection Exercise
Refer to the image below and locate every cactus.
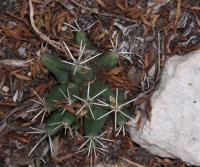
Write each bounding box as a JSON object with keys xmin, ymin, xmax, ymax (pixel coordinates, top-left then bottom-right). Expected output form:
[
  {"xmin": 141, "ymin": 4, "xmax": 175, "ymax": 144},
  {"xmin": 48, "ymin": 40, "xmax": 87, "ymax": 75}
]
[
  {"xmin": 74, "ymin": 82, "xmax": 107, "ymax": 119},
  {"xmin": 64, "ymin": 21, "xmax": 96, "ymax": 50},
  {"xmin": 29, "ymin": 30, "xmax": 136, "ymax": 166},
  {"xmin": 62, "ymin": 41, "xmax": 101, "ymax": 83},
  {"xmin": 45, "ymin": 83, "xmax": 68, "ymax": 112},
  {"xmin": 45, "ymin": 109, "xmax": 76, "ymax": 136},
  {"xmin": 75, "ymin": 31, "xmax": 96, "ymax": 50},
  {"xmin": 84, "ymin": 106, "xmax": 108, "ymax": 136},
  {"xmin": 70, "ymin": 65, "xmax": 95, "ymax": 83},
  {"xmin": 42, "ymin": 53, "xmax": 70, "ymax": 82},
  {"xmin": 97, "ymin": 89, "xmax": 136, "ymax": 130},
  {"xmin": 45, "ymin": 110, "xmax": 62, "ymax": 135},
  {"xmin": 116, "ymin": 108, "xmax": 130, "ymax": 127},
  {"xmin": 96, "ymin": 50, "xmax": 118, "ymax": 68}
]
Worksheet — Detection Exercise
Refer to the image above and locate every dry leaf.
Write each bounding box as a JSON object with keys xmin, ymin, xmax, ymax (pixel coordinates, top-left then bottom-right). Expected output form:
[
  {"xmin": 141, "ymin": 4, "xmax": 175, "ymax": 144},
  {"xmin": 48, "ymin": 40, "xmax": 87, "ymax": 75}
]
[
  {"xmin": 173, "ymin": 0, "xmax": 181, "ymax": 31},
  {"xmin": 104, "ymin": 67, "xmax": 138, "ymax": 91},
  {"xmin": 7, "ymin": 131, "xmax": 31, "ymax": 144},
  {"xmin": 12, "ymin": 73, "xmax": 30, "ymax": 81}
]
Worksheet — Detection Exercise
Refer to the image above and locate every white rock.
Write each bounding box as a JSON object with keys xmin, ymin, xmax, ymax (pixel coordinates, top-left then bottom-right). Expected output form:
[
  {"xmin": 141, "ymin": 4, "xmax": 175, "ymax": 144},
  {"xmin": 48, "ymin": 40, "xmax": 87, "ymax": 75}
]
[{"xmin": 129, "ymin": 51, "xmax": 200, "ymax": 166}]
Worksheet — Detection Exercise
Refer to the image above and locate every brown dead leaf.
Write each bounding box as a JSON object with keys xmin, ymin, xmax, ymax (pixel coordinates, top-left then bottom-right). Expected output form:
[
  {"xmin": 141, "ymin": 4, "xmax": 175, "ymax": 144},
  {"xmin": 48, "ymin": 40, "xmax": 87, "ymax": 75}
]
[
  {"xmin": 145, "ymin": 98, "xmax": 152, "ymax": 121},
  {"xmin": 136, "ymin": 111, "xmax": 144, "ymax": 130},
  {"xmin": 52, "ymin": 10, "xmax": 69, "ymax": 33},
  {"xmin": 104, "ymin": 67, "xmax": 138, "ymax": 91},
  {"xmin": 140, "ymin": 70, "xmax": 145, "ymax": 81},
  {"xmin": 127, "ymin": 6, "xmax": 144, "ymax": 19},
  {"xmin": 2, "ymin": 22, "xmax": 32, "ymax": 41},
  {"xmin": 96, "ymin": 0, "xmax": 106, "ymax": 8},
  {"xmin": 30, "ymin": 64, "xmax": 37, "ymax": 78},
  {"xmin": 89, "ymin": 21, "xmax": 111, "ymax": 48},
  {"xmin": 33, "ymin": 83, "xmax": 50, "ymax": 97},
  {"xmin": 115, "ymin": 0, "xmax": 128, "ymax": 12},
  {"xmin": 151, "ymin": 14, "xmax": 160, "ymax": 28},
  {"xmin": 34, "ymin": 9, "xmax": 52, "ymax": 34},
  {"xmin": 7, "ymin": 131, "xmax": 31, "ymax": 144},
  {"xmin": 141, "ymin": 15, "xmax": 152, "ymax": 26},
  {"xmin": 53, "ymin": 153, "xmax": 78, "ymax": 164},
  {"xmin": 32, "ymin": 0, "xmax": 42, "ymax": 3},
  {"xmin": 127, "ymin": 66, "xmax": 142, "ymax": 85},
  {"xmin": 0, "ymin": 101, "xmax": 17, "ymax": 107},
  {"xmin": 144, "ymin": 52, "xmax": 152, "ymax": 69},
  {"xmin": 0, "ymin": 69, "xmax": 6, "ymax": 82},
  {"xmin": 45, "ymin": 9, "xmax": 51, "ymax": 33},
  {"xmin": 12, "ymin": 73, "xmax": 30, "ymax": 81},
  {"xmin": 96, "ymin": 0, "xmax": 117, "ymax": 10},
  {"xmin": 173, "ymin": 0, "xmax": 181, "ymax": 31},
  {"xmin": 55, "ymin": 102, "xmax": 81, "ymax": 115},
  {"xmin": 20, "ymin": 1, "xmax": 28, "ymax": 19},
  {"xmin": 188, "ymin": 6, "xmax": 200, "ymax": 11},
  {"xmin": 30, "ymin": 57, "xmax": 48, "ymax": 78}
]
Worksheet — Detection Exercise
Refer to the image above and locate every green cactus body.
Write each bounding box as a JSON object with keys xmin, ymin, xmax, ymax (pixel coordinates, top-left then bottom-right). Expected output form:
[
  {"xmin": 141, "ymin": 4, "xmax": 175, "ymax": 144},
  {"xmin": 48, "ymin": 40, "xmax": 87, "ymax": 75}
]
[
  {"xmin": 101, "ymin": 84, "xmax": 114, "ymax": 103},
  {"xmin": 114, "ymin": 90, "xmax": 131, "ymax": 126},
  {"xmin": 42, "ymin": 53, "xmax": 71, "ymax": 70},
  {"xmin": 96, "ymin": 51, "xmax": 118, "ymax": 68},
  {"xmin": 45, "ymin": 110, "xmax": 62, "ymax": 135},
  {"xmin": 84, "ymin": 106, "xmax": 108, "ymax": 136},
  {"xmin": 42, "ymin": 53, "xmax": 70, "ymax": 82},
  {"xmin": 45, "ymin": 109, "xmax": 76, "ymax": 136},
  {"xmin": 60, "ymin": 110, "xmax": 76, "ymax": 125},
  {"xmin": 75, "ymin": 31, "xmax": 96, "ymax": 50},
  {"xmin": 81, "ymin": 80, "xmax": 106, "ymax": 99},
  {"xmin": 70, "ymin": 66, "xmax": 94, "ymax": 83},
  {"xmin": 107, "ymin": 89, "xmax": 125, "ymax": 106},
  {"xmin": 67, "ymin": 82, "xmax": 80, "ymax": 103},
  {"xmin": 117, "ymin": 108, "xmax": 130, "ymax": 127},
  {"xmin": 45, "ymin": 83, "xmax": 68, "ymax": 111},
  {"xmin": 72, "ymin": 123, "xmax": 81, "ymax": 130}
]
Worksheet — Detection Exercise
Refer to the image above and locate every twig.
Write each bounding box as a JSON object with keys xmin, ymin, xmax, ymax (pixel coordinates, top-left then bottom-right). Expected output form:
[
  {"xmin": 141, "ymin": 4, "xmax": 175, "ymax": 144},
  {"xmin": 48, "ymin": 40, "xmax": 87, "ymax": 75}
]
[
  {"xmin": 70, "ymin": 0, "xmax": 138, "ymax": 23},
  {"xmin": 29, "ymin": 0, "xmax": 98, "ymax": 58},
  {"xmin": 0, "ymin": 59, "xmax": 30, "ymax": 68},
  {"xmin": 6, "ymin": 11, "xmax": 29, "ymax": 26},
  {"xmin": 155, "ymin": 32, "xmax": 161, "ymax": 84},
  {"xmin": 29, "ymin": 0, "xmax": 64, "ymax": 52},
  {"xmin": 0, "ymin": 105, "xmax": 25, "ymax": 125},
  {"xmin": 144, "ymin": 32, "xmax": 162, "ymax": 95},
  {"xmin": 119, "ymin": 156, "xmax": 145, "ymax": 167}
]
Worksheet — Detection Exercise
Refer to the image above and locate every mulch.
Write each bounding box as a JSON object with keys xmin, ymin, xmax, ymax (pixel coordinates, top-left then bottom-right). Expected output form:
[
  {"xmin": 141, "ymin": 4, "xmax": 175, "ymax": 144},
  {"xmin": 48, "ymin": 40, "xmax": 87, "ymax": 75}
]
[{"xmin": 0, "ymin": 0, "xmax": 199, "ymax": 166}]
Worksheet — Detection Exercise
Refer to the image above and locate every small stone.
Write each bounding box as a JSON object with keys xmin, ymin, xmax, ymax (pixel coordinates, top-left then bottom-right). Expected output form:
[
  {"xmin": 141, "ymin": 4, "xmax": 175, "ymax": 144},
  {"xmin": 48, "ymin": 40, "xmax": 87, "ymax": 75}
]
[
  {"xmin": 2, "ymin": 85, "xmax": 9, "ymax": 93},
  {"xmin": 61, "ymin": 26, "xmax": 68, "ymax": 32},
  {"xmin": 28, "ymin": 72, "xmax": 32, "ymax": 76},
  {"xmin": 18, "ymin": 47, "xmax": 27, "ymax": 58}
]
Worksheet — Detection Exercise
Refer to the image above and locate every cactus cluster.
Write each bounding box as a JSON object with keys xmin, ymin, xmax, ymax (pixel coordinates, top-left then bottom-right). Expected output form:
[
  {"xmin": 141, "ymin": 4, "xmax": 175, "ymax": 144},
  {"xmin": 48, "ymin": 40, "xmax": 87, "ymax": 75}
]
[{"xmin": 29, "ymin": 27, "xmax": 137, "ymax": 164}]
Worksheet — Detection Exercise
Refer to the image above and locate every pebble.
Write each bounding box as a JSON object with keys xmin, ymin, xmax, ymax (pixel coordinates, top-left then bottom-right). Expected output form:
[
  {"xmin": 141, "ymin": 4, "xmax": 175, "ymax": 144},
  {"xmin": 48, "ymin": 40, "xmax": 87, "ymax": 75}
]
[
  {"xmin": 17, "ymin": 47, "xmax": 27, "ymax": 58},
  {"xmin": 61, "ymin": 26, "xmax": 68, "ymax": 32},
  {"xmin": 2, "ymin": 85, "xmax": 9, "ymax": 93}
]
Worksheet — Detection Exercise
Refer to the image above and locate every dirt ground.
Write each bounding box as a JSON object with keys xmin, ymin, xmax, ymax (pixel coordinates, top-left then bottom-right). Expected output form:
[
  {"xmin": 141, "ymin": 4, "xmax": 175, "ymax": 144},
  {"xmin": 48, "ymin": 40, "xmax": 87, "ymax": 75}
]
[{"xmin": 0, "ymin": 0, "xmax": 199, "ymax": 167}]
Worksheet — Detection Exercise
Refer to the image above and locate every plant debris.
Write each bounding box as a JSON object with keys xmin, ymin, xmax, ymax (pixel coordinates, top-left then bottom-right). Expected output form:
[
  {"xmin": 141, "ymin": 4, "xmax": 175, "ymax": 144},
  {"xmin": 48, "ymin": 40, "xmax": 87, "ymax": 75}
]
[{"xmin": 0, "ymin": 0, "xmax": 199, "ymax": 166}]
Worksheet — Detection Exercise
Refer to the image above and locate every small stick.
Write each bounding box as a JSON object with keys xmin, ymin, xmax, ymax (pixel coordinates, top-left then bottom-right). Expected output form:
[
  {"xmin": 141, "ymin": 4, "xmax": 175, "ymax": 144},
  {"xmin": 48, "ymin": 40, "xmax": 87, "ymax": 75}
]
[
  {"xmin": 0, "ymin": 105, "xmax": 25, "ymax": 125},
  {"xmin": 6, "ymin": 11, "xmax": 29, "ymax": 26},
  {"xmin": 29, "ymin": 0, "xmax": 64, "ymax": 52},
  {"xmin": 0, "ymin": 59, "xmax": 30, "ymax": 68}
]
